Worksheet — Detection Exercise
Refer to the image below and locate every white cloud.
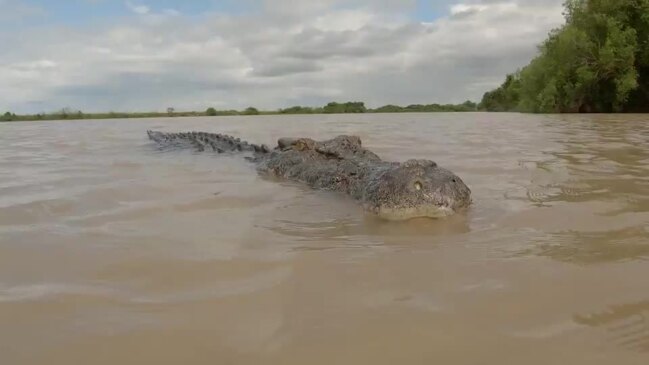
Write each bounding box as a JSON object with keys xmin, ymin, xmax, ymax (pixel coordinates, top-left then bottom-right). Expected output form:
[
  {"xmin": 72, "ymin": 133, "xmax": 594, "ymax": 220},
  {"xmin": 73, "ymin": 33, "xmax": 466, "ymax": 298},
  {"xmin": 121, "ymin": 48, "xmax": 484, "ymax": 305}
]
[
  {"xmin": 450, "ymin": 3, "xmax": 488, "ymax": 16},
  {"xmin": 0, "ymin": 0, "xmax": 566, "ymax": 113},
  {"xmin": 11, "ymin": 60, "xmax": 58, "ymax": 70},
  {"xmin": 312, "ymin": 9, "xmax": 379, "ymax": 32},
  {"xmin": 125, "ymin": 1, "xmax": 150, "ymax": 15}
]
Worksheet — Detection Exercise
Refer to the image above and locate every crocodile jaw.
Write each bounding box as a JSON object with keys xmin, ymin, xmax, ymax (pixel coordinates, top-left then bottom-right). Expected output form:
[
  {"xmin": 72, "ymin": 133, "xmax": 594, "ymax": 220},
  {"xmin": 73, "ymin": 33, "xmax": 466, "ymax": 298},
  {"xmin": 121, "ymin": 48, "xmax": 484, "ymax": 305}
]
[{"xmin": 366, "ymin": 204, "xmax": 458, "ymax": 221}]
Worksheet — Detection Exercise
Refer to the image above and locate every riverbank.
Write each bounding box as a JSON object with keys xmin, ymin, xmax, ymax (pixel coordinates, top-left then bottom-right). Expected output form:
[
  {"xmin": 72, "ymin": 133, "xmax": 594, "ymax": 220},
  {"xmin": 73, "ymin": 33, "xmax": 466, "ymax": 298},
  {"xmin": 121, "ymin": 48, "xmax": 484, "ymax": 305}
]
[{"xmin": 0, "ymin": 101, "xmax": 480, "ymax": 122}]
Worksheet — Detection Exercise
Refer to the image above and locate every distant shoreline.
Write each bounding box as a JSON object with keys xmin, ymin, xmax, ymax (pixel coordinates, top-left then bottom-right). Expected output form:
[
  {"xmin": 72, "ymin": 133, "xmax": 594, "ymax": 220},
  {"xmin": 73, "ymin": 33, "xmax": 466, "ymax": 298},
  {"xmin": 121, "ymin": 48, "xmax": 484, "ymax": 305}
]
[
  {"xmin": 0, "ymin": 101, "xmax": 480, "ymax": 122},
  {"xmin": 0, "ymin": 110, "xmax": 483, "ymax": 123}
]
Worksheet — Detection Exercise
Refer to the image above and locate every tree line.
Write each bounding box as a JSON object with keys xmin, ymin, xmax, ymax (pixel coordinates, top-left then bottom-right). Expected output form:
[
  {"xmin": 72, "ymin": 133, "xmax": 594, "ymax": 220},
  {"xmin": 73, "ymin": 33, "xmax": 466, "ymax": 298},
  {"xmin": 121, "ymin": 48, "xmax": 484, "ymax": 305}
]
[
  {"xmin": 2, "ymin": 101, "xmax": 479, "ymax": 122},
  {"xmin": 480, "ymin": 0, "xmax": 649, "ymax": 113},
  {"xmin": 204, "ymin": 101, "xmax": 478, "ymax": 115}
]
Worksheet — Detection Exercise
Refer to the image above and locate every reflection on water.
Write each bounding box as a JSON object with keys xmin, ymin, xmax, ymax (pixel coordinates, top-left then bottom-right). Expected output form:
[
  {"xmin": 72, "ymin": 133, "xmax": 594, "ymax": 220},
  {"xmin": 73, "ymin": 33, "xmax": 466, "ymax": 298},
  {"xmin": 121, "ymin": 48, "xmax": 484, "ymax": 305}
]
[
  {"xmin": 527, "ymin": 227, "xmax": 649, "ymax": 264},
  {"xmin": 576, "ymin": 300, "xmax": 649, "ymax": 352},
  {"xmin": 266, "ymin": 215, "xmax": 470, "ymax": 244},
  {"xmin": 1, "ymin": 113, "xmax": 649, "ymax": 364},
  {"xmin": 507, "ymin": 117, "xmax": 649, "ymax": 265}
]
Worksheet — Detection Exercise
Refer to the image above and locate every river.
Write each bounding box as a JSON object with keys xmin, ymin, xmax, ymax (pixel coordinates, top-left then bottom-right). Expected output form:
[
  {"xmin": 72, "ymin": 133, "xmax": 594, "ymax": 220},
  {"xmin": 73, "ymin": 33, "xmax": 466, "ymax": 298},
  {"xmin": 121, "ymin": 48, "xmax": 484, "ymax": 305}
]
[{"xmin": 1, "ymin": 113, "xmax": 648, "ymax": 364}]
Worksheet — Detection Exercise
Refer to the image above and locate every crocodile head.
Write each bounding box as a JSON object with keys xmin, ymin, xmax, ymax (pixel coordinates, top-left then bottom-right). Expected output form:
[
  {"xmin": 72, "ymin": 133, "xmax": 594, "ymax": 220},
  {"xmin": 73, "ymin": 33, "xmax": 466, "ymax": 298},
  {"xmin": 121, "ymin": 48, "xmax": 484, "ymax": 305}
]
[{"xmin": 362, "ymin": 159, "xmax": 471, "ymax": 220}]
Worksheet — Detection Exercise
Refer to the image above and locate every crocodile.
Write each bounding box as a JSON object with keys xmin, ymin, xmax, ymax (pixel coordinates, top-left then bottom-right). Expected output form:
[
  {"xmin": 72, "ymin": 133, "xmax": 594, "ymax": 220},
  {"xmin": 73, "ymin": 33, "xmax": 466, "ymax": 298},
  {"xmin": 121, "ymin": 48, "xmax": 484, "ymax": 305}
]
[{"xmin": 147, "ymin": 130, "xmax": 471, "ymax": 220}]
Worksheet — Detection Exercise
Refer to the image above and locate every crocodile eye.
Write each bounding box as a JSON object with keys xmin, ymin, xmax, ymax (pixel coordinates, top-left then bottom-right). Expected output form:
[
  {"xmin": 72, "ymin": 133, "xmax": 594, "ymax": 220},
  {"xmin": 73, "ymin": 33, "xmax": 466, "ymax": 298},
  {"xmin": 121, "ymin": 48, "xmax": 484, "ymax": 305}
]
[{"xmin": 414, "ymin": 181, "xmax": 422, "ymax": 191}]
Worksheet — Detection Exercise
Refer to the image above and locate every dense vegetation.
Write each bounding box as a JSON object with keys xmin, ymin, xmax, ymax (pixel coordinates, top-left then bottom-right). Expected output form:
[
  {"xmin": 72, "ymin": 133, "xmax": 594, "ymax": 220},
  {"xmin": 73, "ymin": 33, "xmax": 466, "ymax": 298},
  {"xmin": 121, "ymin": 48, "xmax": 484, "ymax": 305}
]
[
  {"xmin": 1, "ymin": 101, "xmax": 478, "ymax": 122},
  {"xmin": 279, "ymin": 101, "xmax": 477, "ymax": 114},
  {"xmin": 0, "ymin": 109, "xmax": 209, "ymax": 122},
  {"xmin": 480, "ymin": 0, "xmax": 649, "ymax": 113},
  {"xmin": 372, "ymin": 101, "xmax": 478, "ymax": 113}
]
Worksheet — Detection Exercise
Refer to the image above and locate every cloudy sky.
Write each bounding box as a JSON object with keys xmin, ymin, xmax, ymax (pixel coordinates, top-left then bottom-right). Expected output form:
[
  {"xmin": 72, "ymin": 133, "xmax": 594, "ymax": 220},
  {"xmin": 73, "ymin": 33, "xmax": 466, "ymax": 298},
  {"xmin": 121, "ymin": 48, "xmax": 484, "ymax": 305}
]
[{"xmin": 1, "ymin": 0, "xmax": 565, "ymax": 113}]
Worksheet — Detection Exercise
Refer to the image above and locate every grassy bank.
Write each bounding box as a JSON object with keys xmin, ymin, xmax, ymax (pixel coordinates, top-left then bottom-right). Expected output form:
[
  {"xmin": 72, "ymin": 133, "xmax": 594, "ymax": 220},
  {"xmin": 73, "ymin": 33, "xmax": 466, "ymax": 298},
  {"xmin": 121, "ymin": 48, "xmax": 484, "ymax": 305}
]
[{"xmin": 1, "ymin": 101, "xmax": 479, "ymax": 122}]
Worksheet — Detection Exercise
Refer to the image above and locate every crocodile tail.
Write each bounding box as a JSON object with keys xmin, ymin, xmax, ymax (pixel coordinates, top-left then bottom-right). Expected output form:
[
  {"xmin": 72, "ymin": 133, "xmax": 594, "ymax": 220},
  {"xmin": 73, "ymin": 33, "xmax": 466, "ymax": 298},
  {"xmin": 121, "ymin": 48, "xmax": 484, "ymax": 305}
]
[{"xmin": 146, "ymin": 130, "xmax": 271, "ymax": 154}]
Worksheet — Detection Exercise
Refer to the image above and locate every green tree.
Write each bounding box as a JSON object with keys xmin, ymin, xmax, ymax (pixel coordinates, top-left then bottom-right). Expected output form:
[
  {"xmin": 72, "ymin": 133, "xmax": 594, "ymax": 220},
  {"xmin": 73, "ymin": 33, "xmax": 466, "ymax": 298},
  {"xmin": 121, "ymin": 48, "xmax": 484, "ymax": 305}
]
[
  {"xmin": 323, "ymin": 102, "xmax": 367, "ymax": 114},
  {"xmin": 243, "ymin": 107, "xmax": 259, "ymax": 115},
  {"xmin": 323, "ymin": 102, "xmax": 344, "ymax": 113},
  {"xmin": 280, "ymin": 106, "xmax": 316, "ymax": 114},
  {"xmin": 374, "ymin": 105, "xmax": 404, "ymax": 113},
  {"xmin": 1, "ymin": 112, "xmax": 14, "ymax": 121},
  {"xmin": 206, "ymin": 107, "xmax": 217, "ymax": 116},
  {"xmin": 481, "ymin": 0, "xmax": 649, "ymax": 113},
  {"xmin": 479, "ymin": 73, "xmax": 522, "ymax": 111},
  {"xmin": 459, "ymin": 100, "xmax": 478, "ymax": 111}
]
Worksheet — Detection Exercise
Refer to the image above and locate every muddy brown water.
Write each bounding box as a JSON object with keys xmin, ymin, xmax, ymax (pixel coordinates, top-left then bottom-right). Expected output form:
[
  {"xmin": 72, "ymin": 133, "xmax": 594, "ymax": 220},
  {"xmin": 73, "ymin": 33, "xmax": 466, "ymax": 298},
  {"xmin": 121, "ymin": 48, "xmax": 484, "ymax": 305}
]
[{"xmin": 1, "ymin": 113, "xmax": 648, "ymax": 364}]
